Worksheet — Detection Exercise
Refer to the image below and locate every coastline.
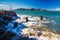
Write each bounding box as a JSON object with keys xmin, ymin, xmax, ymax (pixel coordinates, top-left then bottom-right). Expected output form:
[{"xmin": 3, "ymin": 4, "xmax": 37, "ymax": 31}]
[
  {"xmin": 0, "ymin": 11, "xmax": 60, "ymax": 40},
  {"xmin": 17, "ymin": 14, "xmax": 60, "ymax": 34},
  {"xmin": 15, "ymin": 14, "xmax": 60, "ymax": 40}
]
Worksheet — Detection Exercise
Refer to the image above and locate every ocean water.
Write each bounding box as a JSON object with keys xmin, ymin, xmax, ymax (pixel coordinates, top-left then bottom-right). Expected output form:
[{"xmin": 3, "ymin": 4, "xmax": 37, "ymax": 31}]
[{"xmin": 14, "ymin": 10, "xmax": 60, "ymax": 32}]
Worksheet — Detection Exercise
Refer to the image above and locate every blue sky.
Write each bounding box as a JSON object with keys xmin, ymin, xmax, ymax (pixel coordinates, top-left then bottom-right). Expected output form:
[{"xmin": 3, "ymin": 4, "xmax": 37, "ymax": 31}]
[{"xmin": 0, "ymin": 0, "xmax": 60, "ymax": 11}]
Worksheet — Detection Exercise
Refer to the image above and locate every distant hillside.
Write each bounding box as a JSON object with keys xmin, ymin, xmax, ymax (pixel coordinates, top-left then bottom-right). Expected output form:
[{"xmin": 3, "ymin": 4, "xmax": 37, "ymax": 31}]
[{"xmin": 14, "ymin": 8, "xmax": 48, "ymax": 12}]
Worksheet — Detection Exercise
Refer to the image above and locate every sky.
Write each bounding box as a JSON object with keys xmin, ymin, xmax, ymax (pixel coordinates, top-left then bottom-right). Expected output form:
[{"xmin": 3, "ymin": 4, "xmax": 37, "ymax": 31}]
[{"xmin": 0, "ymin": 0, "xmax": 60, "ymax": 11}]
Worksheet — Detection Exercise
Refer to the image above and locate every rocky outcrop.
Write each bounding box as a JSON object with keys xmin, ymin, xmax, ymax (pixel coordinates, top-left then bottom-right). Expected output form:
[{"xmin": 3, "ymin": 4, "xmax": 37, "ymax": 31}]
[{"xmin": 0, "ymin": 10, "xmax": 17, "ymax": 16}]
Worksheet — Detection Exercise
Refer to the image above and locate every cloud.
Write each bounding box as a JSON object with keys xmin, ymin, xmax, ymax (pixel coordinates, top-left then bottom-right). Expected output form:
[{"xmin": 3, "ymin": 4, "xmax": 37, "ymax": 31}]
[
  {"xmin": 48, "ymin": 8, "xmax": 60, "ymax": 11},
  {"xmin": 0, "ymin": 4, "xmax": 6, "ymax": 6},
  {"xmin": 55, "ymin": 8, "xmax": 60, "ymax": 11},
  {"xmin": 0, "ymin": 4, "xmax": 8, "ymax": 10},
  {"xmin": 0, "ymin": 3, "xmax": 31, "ymax": 10}
]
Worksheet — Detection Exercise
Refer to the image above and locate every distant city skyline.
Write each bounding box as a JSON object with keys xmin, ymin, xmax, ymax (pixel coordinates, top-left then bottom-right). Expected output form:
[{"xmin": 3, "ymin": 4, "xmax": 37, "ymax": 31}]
[{"xmin": 0, "ymin": 0, "xmax": 60, "ymax": 11}]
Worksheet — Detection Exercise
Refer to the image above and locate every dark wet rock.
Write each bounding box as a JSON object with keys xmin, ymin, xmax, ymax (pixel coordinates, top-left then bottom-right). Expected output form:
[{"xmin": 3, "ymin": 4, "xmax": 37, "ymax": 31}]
[
  {"xmin": 0, "ymin": 10, "xmax": 18, "ymax": 40},
  {"xmin": 25, "ymin": 17, "xmax": 29, "ymax": 22},
  {"xmin": 29, "ymin": 38, "xmax": 37, "ymax": 40},
  {"xmin": 0, "ymin": 28, "xmax": 5, "ymax": 36},
  {"xmin": 11, "ymin": 35, "xmax": 29, "ymax": 40},
  {"xmin": 14, "ymin": 22, "xmax": 18, "ymax": 28},
  {"xmin": 38, "ymin": 32, "xmax": 42, "ymax": 37},
  {"xmin": 19, "ymin": 23, "xmax": 26, "ymax": 29},
  {"xmin": 0, "ymin": 31, "xmax": 16, "ymax": 40},
  {"xmin": 19, "ymin": 37, "xmax": 29, "ymax": 40}
]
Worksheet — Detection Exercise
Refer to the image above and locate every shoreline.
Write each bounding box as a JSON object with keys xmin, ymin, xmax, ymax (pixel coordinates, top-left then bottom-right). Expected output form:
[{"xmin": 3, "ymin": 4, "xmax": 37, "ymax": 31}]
[
  {"xmin": 7, "ymin": 14, "xmax": 60, "ymax": 40},
  {"xmin": 0, "ymin": 9, "xmax": 60, "ymax": 40},
  {"xmin": 16, "ymin": 14, "xmax": 60, "ymax": 34}
]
